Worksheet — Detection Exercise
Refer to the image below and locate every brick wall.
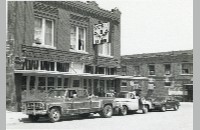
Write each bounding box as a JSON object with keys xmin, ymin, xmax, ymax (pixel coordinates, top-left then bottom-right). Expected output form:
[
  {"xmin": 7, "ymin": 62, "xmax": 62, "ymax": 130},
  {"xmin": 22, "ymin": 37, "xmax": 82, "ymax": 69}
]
[
  {"xmin": 10, "ymin": 1, "xmax": 121, "ymax": 67},
  {"xmin": 121, "ymin": 50, "xmax": 193, "ymax": 98}
]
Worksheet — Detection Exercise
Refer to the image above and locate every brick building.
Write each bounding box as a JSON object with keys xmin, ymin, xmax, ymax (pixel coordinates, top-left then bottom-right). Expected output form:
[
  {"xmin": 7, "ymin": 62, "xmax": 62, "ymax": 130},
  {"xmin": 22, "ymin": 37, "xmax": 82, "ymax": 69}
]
[
  {"xmin": 120, "ymin": 50, "xmax": 193, "ymax": 102},
  {"xmin": 7, "ymin": 1, "xmax": 123, "ymax": 111}
]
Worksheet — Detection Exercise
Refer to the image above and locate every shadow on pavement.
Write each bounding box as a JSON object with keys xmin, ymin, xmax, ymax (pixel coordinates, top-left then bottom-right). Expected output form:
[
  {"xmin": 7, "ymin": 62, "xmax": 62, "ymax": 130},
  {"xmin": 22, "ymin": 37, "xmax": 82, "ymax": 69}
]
[{"xmin": 19, "ymin": 114, "xmax": 103, "ymax": 123}]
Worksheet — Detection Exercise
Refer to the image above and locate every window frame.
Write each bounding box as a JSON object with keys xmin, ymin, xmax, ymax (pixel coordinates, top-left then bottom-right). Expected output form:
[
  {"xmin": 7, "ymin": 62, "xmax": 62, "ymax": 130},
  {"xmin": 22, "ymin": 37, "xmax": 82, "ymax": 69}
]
[
  {"xmin": 34, "ymin": 16, "xmax": 55, "ymax": 48},
  {"xmin": 164, "ymin": 64, "xmax": 171, "ymax": 75},
  {"xmin": 148, "ymin": 64, "xmax": 155, "ymax": 76},
  {"xmin": 70, "ymin": 25, "xmax": 87, "ymax": 52},
  {"xmin": 98, "ymin": 42, "xmax": 111, "ymax": 56},
  {"xmin": 181, "ymin": 63, "xmax": 193, "ymax": 75}
]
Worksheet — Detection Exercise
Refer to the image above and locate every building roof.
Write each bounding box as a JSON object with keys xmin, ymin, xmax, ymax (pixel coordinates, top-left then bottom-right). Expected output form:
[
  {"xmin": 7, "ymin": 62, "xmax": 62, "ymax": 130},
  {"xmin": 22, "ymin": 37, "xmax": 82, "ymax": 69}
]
[{"xmin": 122, "ymin": 50, "xmax": 193, "ymax": 59}]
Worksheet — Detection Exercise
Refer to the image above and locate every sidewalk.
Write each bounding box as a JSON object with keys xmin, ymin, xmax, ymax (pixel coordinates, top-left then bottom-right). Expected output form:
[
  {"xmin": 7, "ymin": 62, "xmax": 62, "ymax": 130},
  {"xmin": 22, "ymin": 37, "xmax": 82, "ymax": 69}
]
[{"xmin": 6, "ymin": 110, "xmax": 28, "ymax": 125}]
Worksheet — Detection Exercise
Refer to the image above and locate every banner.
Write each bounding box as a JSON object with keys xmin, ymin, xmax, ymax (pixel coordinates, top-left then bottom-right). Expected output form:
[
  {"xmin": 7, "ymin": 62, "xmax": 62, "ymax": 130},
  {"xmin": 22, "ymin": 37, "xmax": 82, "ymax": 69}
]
[{"xmin": 93, "ymin": 22, "xmax": 110, "ymax": 44}]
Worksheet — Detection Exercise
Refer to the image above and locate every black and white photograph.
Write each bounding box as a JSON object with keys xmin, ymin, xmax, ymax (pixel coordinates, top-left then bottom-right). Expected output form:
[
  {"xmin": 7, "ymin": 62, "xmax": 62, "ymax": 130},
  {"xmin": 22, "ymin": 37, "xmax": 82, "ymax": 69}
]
[{"xmin": 6, "ymin": 0, "xmax": 193, "ymax": 130}]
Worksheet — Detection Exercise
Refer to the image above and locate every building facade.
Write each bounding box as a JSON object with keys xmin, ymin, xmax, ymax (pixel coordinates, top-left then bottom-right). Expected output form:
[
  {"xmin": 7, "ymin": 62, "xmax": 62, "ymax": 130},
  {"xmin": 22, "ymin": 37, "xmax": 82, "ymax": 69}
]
[
  {"xmin": 120, "ymin": 50, "xmax": 193, "ymax": 102},
  {"xmin": 7, "ymin": 1, "xmax": 122, "ymax": 111}
]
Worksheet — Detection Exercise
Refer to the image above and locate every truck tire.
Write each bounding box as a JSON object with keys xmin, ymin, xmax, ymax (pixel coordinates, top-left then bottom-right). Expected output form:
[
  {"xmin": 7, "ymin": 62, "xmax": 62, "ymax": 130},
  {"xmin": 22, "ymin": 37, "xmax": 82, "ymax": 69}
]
[
  {"xmin": 99, "ymin": 105, "xmax": 113, "ymax": 118},
  {"xmin": 28, "ymin": 115, "xmax": 39, "ymax": 122},
  {"xmin": 173, "ymin": 104, "xmax": 179, "ymax": 111},
  {"xmin": 119, "ymin": 105, "xmax": 128, "ymax": 116},
  {"xmin": 160, "ymin": 105, "xmax": 166, "ymax": 112},
  {"xmin": 49, "ymin": 108, "xmax": 61, "ymax": 123}
]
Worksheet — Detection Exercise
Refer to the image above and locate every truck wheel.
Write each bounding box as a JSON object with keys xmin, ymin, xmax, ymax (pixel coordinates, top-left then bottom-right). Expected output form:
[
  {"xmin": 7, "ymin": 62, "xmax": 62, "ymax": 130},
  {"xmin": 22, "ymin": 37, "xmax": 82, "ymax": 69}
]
[
  {"xmin": 119, "ymin": 105, "xmax": 128, "ymax": 116},
  {"xmin": 49, "ymin": 108, "xmax": 61, "ymax": 123},
  {"xmin": 100, "ymin": 105, "xmax": 113, "ymax": 118},
  {"xmin": 160, "ymin": 105, "xmax": 166, "ymax": 112},
  {"xmin": 28, "ymin": 115, "xmax": 39, "ymax": 122},
  {"xmin": 173, "ymin": 105, "xmax": 179, "ymax": 111}
]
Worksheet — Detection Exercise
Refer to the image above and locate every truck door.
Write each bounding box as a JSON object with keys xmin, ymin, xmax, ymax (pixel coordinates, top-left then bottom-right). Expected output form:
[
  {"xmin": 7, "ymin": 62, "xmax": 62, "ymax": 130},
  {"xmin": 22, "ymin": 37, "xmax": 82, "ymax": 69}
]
[
  {"xmin": 129, "ymin": 93, "xmax": 139, "ymax": 110},
  {"xmin": 72, "ymin": 89, "xmax": 91, "ymax": 114}
]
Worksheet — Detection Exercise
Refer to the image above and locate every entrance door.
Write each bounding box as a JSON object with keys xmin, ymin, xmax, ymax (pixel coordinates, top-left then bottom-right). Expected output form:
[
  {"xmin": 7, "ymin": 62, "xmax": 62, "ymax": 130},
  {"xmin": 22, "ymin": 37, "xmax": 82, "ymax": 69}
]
[{"xmin": 186, "ymin": 85, "xmax": 193, "ymax": 102}]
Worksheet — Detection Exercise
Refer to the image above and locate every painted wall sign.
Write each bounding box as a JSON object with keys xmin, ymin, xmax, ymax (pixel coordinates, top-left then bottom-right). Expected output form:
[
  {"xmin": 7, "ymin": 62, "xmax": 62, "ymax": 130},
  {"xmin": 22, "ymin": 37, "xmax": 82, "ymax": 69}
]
[{"xmin": 93, "ymin": 22, "xmax": 110, "ymax": 44}]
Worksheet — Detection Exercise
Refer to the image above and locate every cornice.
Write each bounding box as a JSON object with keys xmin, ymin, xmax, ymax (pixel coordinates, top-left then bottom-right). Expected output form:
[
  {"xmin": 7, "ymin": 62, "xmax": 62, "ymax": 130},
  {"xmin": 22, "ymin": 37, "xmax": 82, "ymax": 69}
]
[{"xmin": 36, "ymin": 1, "xmax": 120, "ymax": 23}]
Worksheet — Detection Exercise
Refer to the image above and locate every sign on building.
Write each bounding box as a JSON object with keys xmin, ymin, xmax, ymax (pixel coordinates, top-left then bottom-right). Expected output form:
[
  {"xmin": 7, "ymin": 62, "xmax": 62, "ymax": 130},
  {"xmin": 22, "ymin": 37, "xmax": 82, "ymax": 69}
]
[{"xmin": 93, "ymin": 22, "xmax": 110, "ymax": 44}]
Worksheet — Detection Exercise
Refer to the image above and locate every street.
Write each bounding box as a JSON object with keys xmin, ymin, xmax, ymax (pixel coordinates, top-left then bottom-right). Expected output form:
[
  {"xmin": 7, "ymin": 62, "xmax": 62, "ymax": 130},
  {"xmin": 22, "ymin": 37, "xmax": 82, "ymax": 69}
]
[{"xmin": 6, "ymin": 102, "xmax": 193, "ymax": 130}]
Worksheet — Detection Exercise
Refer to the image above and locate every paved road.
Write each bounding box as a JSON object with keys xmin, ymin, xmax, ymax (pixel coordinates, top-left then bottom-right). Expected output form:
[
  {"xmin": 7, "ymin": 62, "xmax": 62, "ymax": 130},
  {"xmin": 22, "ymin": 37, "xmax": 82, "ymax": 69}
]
[{"xmin": 7, "ymin": 102, "xmax": 193, "ymax": 130}]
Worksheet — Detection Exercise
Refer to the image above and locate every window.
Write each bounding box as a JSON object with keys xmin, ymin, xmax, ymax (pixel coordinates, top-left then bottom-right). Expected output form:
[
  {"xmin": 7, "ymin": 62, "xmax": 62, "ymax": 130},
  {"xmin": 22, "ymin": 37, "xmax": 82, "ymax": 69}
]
[
  {"xmin": 57, "ymin": 62, "xmax": 69, "ymax": 72},
  {"xmin": 37, "ymin": 77, "xmax": 46, "ymax": 92},
  {"xmin": 98, "ymin": 67, "xmax": 105, "ymax": 74},
  {"xmin": 134, "ymin": 66, "xmax": 140, "ymax": 76},
  {"xmin": 85, "ymin": 65, "xmax": 93, "ymax": 74},
  {"xmin": 164, "ymin": 64, "xmax": 171, "ymax": 75},
  {"xmin": 83, "ymin": 79, "xmax": 87, "ymax": 87},
  {"xmin": 58, "ymin": 78, "xmax": 62, "ymax": 86},
  {"xmin": 107, "ymin": 68, "xmax": 115, "ymax": 75},
  {"xmin": 181, "ymin": 63, "xmax": 193, "ymax": 74},
  {"xmin": 68, "ymin": 90, "xmax": 77, "ymax": 98},
  {"xmin": 73, "ymin": 80, "xmax": 80, "ymax": 87},
  {"xmin": 64, "ymin": 78, "xmax": 68, "ymax": 87},
  {"xmin": 122, "ymin": 66, "xmax": 127, "ymax": 72},
  {"xmin": 34, "ymin": 17, "xmax": 54, "ymax": 46},
  {"xmin": 148, "ymin": 64, "xmax": 155, "ymax": 75},
  {"xmin": 165, "ymin": 82, "xmax": 171, "ymax": 86},
  {"xmin": 70, "ymin": 26, "xmax": 86, "ymax": 51},
  {"xmin": 23, "ymin": 60, "xmax": 39, "ymax": 70},
  {"xmin": 41, "ymin": 61, "xmax": 54, "ymax": 71},
  {"xmin": 122, "ymin": 81, "xmax": 127, "ymax": 86},
  {"xmin": 98, "ymin": 43, "xmax": 111, "ymax": 56},
  {"xmin": 48, "ymin": 77, "xmax": 55, "ymax": 86},
  {"xmin": 77, "ymin": 90, "xmax": 88, "ymax": 98}
]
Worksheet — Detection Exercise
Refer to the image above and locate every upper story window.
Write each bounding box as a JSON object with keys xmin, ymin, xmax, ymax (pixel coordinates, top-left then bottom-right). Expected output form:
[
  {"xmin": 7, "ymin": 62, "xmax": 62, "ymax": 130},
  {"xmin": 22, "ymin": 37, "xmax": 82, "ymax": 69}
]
[
  {"xmin": 181, "ymin": 63, "xmax": 193, "ymax": 74},
  {"xmin": 164, "ymin": 64, "xmax": 171, "ymax": 75},
  {"xmin": 70, "ymin": 26, "xmax": 86, "ymax": 52},
  {"xmin": 85, "ymin": 65, "xmax": 93, "ymax": 74},
  {"xmin": 107, "ymin": 68, "xmax": 115, "ymax": 75},
  {"xmin": 98, "ymin": 43, "xmax": 111, "ymax": 56},
  {"xmin": 121, "ymin": 66, "xmax": 127, "ymax": 72},
  {"xmin": 148, "ymin": 64, "xmax": 155, "ymax": 75},
  {"xmin": 22, "ymin": 59, "xmax": 70, "ymax": 72},
  {"xmin": 34, "ymin": 17, "xmax": 54, "ymax": 47},
  {"xmin": 41, "ymin": 61, "xmax": 54, "ymax": 71},
  {"xmin": 134, "ymin": 66, "xmax": 140, "ymax": 76},
  {"xmin": 57, "ymin": 62, "xmax": 70, "ymax": 72},
  {"xmin": 164, "ymin": 82, "xmax": 171, "ymax": 87}
]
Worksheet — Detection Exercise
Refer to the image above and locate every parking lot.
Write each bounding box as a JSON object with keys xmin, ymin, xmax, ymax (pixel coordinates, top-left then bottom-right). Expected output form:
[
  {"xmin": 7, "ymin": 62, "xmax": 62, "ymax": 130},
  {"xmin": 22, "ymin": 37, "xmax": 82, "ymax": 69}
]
[{"xmin": 6, "ymin": 102, "xmax": 193, "ymax": 130}]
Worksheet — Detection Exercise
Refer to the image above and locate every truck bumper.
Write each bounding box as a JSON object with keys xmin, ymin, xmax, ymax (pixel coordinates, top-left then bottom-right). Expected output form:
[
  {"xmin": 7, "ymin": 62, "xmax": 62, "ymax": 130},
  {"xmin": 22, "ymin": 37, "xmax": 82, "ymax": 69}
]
[{"xmin": 22, "ymin": 110, "xmax": 48, "ymax": 115}]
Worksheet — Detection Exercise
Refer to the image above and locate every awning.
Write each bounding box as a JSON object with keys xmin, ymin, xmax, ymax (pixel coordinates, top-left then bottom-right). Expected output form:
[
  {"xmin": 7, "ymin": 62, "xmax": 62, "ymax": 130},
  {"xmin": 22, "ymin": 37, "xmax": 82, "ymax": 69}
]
[
  {"xmin": 131, "ymin": 77, "xmax": 148, "ymax": 80},
  {"xmin": 81, "ymin": 74, "xmax": 106, "ymax": 77},
  {"xmin": 14, "ymin": 70, "xmax": 148, "ymax": 80},
  {"xmin": 116, "ymin": 76, "xmax": 134, "ymax": 79},
  {"xmin": 14, "ymin": 70, "xmax": 90, "ymax": 76}
]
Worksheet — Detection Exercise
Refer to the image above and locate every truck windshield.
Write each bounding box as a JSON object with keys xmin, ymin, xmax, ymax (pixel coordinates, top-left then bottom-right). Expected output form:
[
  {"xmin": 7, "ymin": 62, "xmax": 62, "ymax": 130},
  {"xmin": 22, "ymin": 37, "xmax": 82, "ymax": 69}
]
[{"xmin": 48, "ymin": 90, "xmax": 65, "ymax": 98}]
